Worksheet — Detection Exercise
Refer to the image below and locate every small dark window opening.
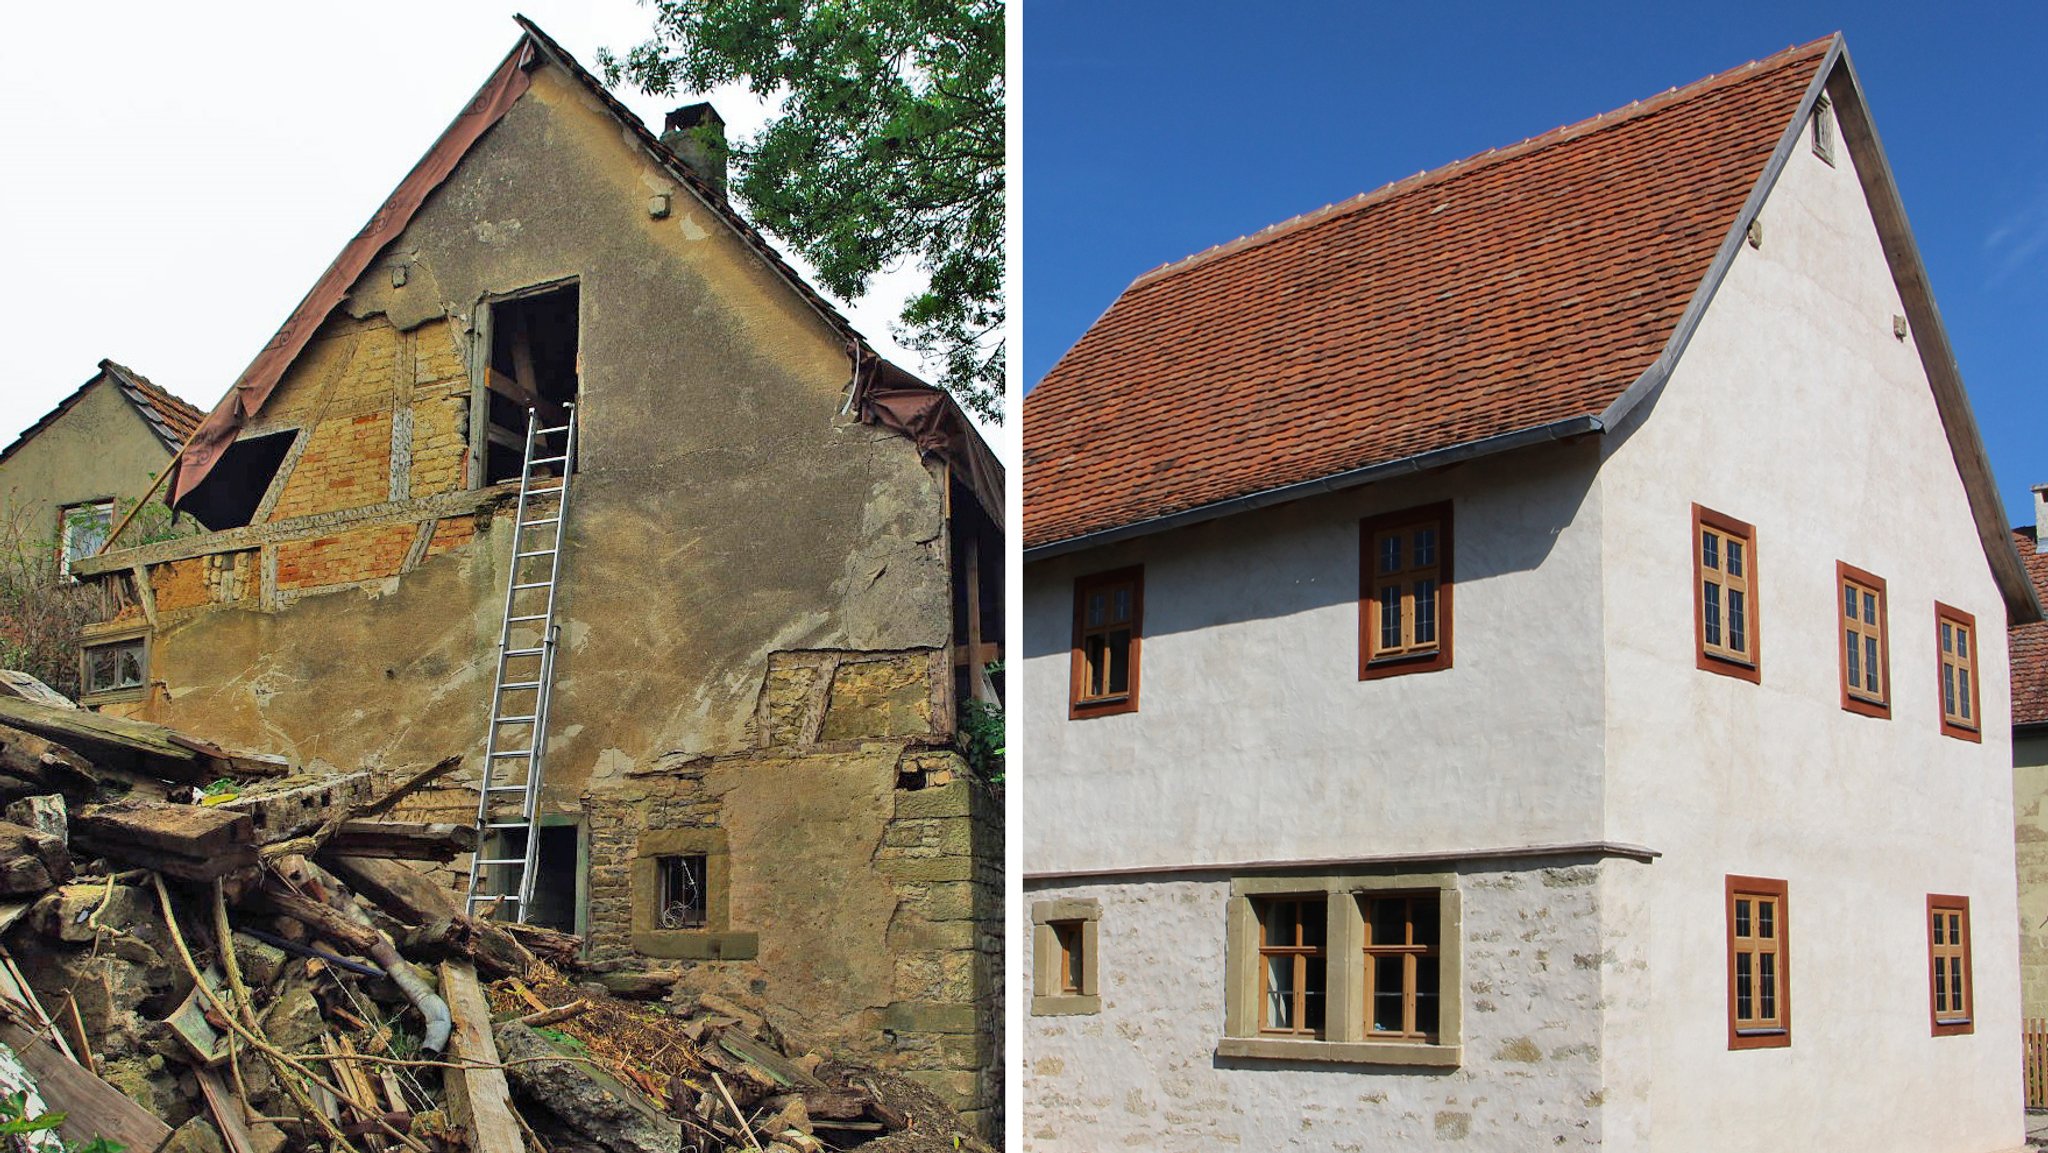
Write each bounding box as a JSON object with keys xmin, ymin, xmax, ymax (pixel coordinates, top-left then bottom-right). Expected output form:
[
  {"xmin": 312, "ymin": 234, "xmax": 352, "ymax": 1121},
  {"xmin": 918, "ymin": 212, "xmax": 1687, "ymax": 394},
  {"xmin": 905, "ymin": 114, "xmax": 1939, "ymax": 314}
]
[
  {"xmin": 949, "ymin": 472, "xmax": 1005, "ymax": 711},
  {"xmin": 485, "ymin": 284, "xmax": 580, "ymax": 484},
  {"xmin": 478, "ymin": 823, "xmax": 580, "ymax": 932},
  {"xmin": 178, "ymin": 430, "xmax": 297, "ymax": 531},
  {"xmin": 1051, "ymin": 921, "xmax": 1085, "ymax": 994},
  {"xmin": 658, "ymin": 854, "xmax": 709, "ymax": 930},
  {"xmin": 81, "ymin": 638, "xmax": 145, "ymax": 697}
]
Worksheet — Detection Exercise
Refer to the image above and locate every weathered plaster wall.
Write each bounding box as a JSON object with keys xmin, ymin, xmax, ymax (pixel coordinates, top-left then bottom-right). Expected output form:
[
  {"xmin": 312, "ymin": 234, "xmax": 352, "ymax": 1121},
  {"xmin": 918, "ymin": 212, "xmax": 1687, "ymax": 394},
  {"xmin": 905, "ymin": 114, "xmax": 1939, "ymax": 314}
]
[
  {"xmin": 82, "ymin": 60, "xmax": 994, "ymax": 1124},
  {"xmin": 0, "ymin": 378, "xmax": 171, "ymax": 552},
  {"xmin": 1020, "ymin": 440, "xmax": 1607, "ymax": 874},
  {"xmin": 1597, "ymin": 93, "xmax": 2022, "ymax": 1152},
  {"xmin": 1020, "ymin": 860, "xmax": 1615, "ymax": 1152},
  {"xmin": 2015, "ymin": 728, "xmax": 2048, "ymax": 1019}
]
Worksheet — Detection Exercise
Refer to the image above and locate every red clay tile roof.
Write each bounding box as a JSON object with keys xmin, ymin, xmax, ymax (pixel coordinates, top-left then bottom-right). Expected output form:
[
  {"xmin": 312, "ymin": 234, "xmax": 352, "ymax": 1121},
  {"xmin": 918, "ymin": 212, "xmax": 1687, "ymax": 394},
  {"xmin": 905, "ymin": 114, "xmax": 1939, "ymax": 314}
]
[
  {"xmin": 2013, "ymin": 527, "xmax": 2048, "ymax": 727},
  {"xmin": 1023, "ymin": 38, "xmax": 1833, "ymax": 550}
]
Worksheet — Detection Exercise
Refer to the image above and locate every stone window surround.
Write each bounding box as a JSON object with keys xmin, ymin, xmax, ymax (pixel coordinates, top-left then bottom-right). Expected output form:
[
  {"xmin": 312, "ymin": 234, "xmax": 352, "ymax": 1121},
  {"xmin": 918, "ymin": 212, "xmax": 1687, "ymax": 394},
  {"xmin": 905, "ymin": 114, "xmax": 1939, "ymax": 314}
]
[
  {"xmin": 630, "ymin": 827, "xmax": 757, "ymax": 961},
  {"xmin": 1030, "ymin": 898, "xmax": 1101, "ymax": 1016},
  {"xmin": 77, "ymin": 623, "xmax": 150, "ymax": 706},
  {"xmin": 1219, "ymin": 871, "xmax": 1462, "ymax": 1067}
]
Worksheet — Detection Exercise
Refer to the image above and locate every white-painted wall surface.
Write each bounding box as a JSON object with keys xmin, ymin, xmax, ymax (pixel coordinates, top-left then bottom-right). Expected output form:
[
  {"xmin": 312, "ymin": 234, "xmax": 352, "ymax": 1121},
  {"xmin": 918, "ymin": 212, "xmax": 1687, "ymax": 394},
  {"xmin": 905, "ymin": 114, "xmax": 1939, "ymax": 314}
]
[
  {"xmin": 1596, "ymin": 90, "xmax": 2021, "ymax": 1153},
  {"xmin": 1021, "ymin": 441, "xmax": 1608, "ymax": 874}
]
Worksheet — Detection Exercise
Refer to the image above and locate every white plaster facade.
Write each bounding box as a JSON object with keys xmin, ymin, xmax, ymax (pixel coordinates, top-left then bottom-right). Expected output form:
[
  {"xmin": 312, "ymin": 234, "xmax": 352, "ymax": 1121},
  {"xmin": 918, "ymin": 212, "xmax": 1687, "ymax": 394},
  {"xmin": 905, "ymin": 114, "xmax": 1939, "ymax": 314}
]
[{"xmin": 1022, "ymin": 63, "xmax": 2031, "ymax": 1153}]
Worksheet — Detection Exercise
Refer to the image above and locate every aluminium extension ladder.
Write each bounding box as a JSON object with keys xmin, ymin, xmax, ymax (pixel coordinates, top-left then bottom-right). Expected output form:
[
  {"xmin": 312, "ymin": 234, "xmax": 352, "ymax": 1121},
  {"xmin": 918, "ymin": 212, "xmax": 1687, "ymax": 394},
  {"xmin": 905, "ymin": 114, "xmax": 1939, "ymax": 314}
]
[{"xmin": 465, "ymin": 405, "xmax": 577, "ymax": 922}]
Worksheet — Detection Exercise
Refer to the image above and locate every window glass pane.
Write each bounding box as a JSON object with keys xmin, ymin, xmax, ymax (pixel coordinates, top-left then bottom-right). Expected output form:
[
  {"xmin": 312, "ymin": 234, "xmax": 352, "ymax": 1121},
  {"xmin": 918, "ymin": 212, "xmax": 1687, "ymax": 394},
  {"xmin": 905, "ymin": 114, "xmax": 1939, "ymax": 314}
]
[
  {"xmin": 1957, "ymin": 628, "xmax": 1969, "ymax": 659},
  {"xmin": 1727, "ymin": 589, "xmax": 1746, "ymax": 653},
  {"xmin": 1111, "ymin": 586, "xmax": 1131, "ymax": 624},
  {"xmin": 1106, "ymin": 629, "xmax": 1130, "ymax": 695},
  {"xmin": 1299, "ymin": 901, "xmax": 1326, "ymax": 948},
  {"xmin": 1702, "ymin": 531, "xmax": 1719, "ymax": 571},
  {"xmin": 1370, "ymin": 955, "xmax": 1404, "ymax": 1032},
  {"xmin": 1379, "ymin": 535, "xmax": 1401, "ymax": 575},
  {"xmin": 1414, "ymin": 527, "xmax": 1437, "ymax": 568},
  {"xmin": 1758, "ymin": 900, "xmax": 1774, "ymax": 940},
  {"xmin": 1941, "ymin": 622, "xmax": 1953, "ymax": 654},
  {"xmin": 1949, "ymin": 914, "xmax": 1962, "ymax": 947},
  {"xmin": 1959, "ymin": 670, "xmax": 1971, "ymax": 719},
  {"xmin": 1380, "ymin": 589, "xmax": 1401, "ymax": 651},
  {"xmin": 1843, "ymin": 583, "xmax": 1856, "ymax": 619},
  {"xmin": 1368, "ymin": 898, "xmax": 1405, "ymax": 946},
  {"xmin": 1415, "ymin": 955, "xmax": 1440, "ymax": 1035},
  {"xmin": 1734, "ymin": 898, "xmax": 1750, "ymax": 938},
  {"xmin": 1084, "ymin": 635, "xmax": 1107, "ymax": 697},
  {"xmin": 1303, "ymin": 955, "xmax": 1326, "ymax": 1033},
  {"xmin": 1726, "ymin": 539, "xmax": 1743, "ymax": 578},
  {"xmin": 1412, "ymin": 900, "xmax": 1440, "ymax": 948},
  {"xmin": 1951, "ymin": 966, "xmax": 1964, "ymax": 1010},
  {"xmin": 1413, "ymin": 579, "xmax": 1437, "ymax": 645},
  {"xmin": 1086, "ymin": 592, "xmax": 1105, "ymax": 627},
  {"xmin": 1265, "ymin": 955, "xmax": 1293, "ymax": 1029},
  {"xmin": 1736, "ymin": 952, "xmax": 1752, "ymax": 1020},
  {"xmin": 118, "ymin": 649, "xmax": 142, "ymax": 688},
  {"xmin": 1934, "ymin": 956, "xmax": 1948, "ymax": 1012},
  {"xmin": 1863, "ymin": 590, "xmax": 1877, "ymax": 626},
  {"xmin": 1260, "ymin": 902, "xmax": 1292, "ymax": 948},
  {"xmin": 1944, "ymin": 668, "xmax": 1956, "ymax": 716},
  {"xmin": 1864, "ymin": 636, "xmax": 1880, "ymax": 693},
  {"xmin": 1703, "ymin": 582, "xmax": 1722, "ymax": 647},
  {"xmin": 1846, "ymin": 630, "xmax": 1861, "ymax": 686},
  {"xmin": 1759, "ymin": 953, "xmax": 1776, "ymax": 1019}
]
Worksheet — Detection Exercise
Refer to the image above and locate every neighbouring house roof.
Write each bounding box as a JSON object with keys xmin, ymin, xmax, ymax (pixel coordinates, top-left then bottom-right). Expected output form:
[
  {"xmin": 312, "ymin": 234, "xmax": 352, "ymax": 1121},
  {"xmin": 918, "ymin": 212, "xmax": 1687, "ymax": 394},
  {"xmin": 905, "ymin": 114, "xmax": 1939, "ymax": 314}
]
[
  {"xmin": 2014, "ymin": 526, "xmax": 2048, "ymax": 728},
  {"xmin": 166, "ymin": 17, "xmax": 1001, "ymax": 527},
  {"xmin": 1022, "ymin": 36, "xmax": 2038, "ymax": 622},
  {"xmin": 0, "ymin": 360, "xmax": 202, "ymax": 470}
]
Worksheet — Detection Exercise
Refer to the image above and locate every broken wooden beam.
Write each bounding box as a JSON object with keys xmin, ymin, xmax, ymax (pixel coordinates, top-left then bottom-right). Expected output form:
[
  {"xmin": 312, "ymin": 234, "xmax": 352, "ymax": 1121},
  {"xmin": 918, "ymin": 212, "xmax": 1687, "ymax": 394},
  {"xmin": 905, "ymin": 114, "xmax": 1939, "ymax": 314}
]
[
  {"xmin": 0, "ymin": 698, "xmax": 231, "ymax": 784},
  {"xmin": 323, "ymin": 821, "xmax": 474, "ymax": 862},
  {"xmin": 0, "ymin": 723, "xmax": 98, "ymax": 793},
  {"xmin": 321, "ymin": 855, "xmax": 530, "ymax": 976},
  {"xmin": 0, "ymin": 1020, "xmax": 172, "ymax": 1153},
  {"xmin": 438, "ymin": 962, "xmax": 524, "ymax": 1153},
  {"xmin": 72, "ymin": 801, "xmax": 257, "ymax": 881},
  {"xmin": 241, "ymin": 884, "xmax": 383, "ymax": 958}
]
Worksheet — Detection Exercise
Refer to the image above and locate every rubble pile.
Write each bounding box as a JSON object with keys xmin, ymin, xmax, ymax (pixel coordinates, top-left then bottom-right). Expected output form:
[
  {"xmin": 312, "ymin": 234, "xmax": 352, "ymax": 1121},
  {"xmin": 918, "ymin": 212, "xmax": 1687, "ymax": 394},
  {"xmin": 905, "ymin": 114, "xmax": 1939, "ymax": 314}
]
[{"xmin": 0, "ymin": 689, "xmax": 989, "ymax": 1153}]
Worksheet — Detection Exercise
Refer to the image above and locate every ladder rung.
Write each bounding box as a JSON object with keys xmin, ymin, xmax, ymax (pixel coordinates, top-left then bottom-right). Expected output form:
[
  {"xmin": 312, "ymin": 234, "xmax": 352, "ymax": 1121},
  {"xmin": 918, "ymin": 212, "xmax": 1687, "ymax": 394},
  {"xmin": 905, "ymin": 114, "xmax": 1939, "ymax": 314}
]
[
  {"xmin": 489, "ymin": 750, "xmax": 533, "ymax": 759},
  {"xmin": 484, "ymin": 783, "xmax": 530, "ymax": 792},
  {"xmin": 484, "ymin": 822, "xmax": 535, "ymax": 830},
  {"xmin": 505, "ymin": 618, "xmax": 548, "ymax": 628},
  {"xmin": 495, "ymin": 715, "xmax": 538, "ymax": 725},
  {"xmin": 521, "ymin": 517, "xmax": 560, "ymax": 528},
  {"xmin": 525, "ymin": 483, "xmax": 564, "ymax": 494},
  {"xmin": 499, "ymin": 680, "xmax": 542, "ymax": 691},
  {"xmin": 526, "ymin": 455, "xmax": 569, "ymax": 465},
  {"xmin": 511, "ymin": 582, "xmax": 552, "ymax": 591},
  {"xmin": 474, "ymin": 858, "xmax": 529, "ymax": 867},
  {"xmin": 516, "ymin": 549, "xmax": 557, "ymax": 559},
  {"xmin": 535, "ymin": 424, "xmax": 571, "ymax": 435},
  {"xmin": 504, "ymin": 647, "xmax": 545, "ymax": 656}
]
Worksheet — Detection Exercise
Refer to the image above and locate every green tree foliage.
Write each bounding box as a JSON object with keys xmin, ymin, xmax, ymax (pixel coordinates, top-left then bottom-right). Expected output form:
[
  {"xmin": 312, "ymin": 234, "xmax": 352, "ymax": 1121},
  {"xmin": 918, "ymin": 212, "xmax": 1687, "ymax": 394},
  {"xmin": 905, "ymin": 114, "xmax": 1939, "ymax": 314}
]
[{"xmin": 600, "ymin": 0, "xmax": 1005, "ymax": 421}]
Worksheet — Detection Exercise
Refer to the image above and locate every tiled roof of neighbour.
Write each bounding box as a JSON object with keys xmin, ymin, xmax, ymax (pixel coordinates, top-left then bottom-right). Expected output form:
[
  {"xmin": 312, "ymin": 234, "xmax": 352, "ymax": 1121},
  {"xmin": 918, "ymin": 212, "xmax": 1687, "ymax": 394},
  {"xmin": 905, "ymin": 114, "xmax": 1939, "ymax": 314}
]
[
  {"xmin": 1022, "ymin": 37, "xmax": 1833, "ymax": 551},
  {"xmin": 2014, "ymin": 527, "xmax": 2048, "ymax": 727},
  {"xmin": 101, "ymin": 360, "xmax": 204, "ymax": 451}
]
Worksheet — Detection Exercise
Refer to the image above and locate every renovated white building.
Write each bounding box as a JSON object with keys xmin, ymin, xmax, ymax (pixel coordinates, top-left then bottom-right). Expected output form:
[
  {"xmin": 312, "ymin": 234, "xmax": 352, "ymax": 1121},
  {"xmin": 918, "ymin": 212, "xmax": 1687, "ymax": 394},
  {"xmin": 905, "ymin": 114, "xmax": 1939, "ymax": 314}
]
[{"xmin": 1020, "ymin": 36, "xmax": 2040, "ymax": 1152}]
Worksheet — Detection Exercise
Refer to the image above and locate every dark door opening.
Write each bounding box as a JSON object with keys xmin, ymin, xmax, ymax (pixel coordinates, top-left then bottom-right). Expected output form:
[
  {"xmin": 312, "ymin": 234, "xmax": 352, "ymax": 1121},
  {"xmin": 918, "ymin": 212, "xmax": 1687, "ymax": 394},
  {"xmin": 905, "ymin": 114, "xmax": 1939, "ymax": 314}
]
[
  {"xmin": 479, "ymin": 822, "xmax": 582, "ymax": 932},
  {"xmin": 484, "ymin": 283, "xmax": 580, "ymax": 484}
]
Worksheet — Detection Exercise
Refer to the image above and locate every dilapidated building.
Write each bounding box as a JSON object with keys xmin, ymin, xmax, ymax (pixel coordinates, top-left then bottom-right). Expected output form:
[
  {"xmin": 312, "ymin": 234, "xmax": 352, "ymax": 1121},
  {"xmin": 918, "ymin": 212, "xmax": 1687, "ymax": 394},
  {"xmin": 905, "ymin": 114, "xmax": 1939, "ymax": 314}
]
[{"xmin": 71, "ymin": 18, "xmax": 1003, "ymax": 1134}]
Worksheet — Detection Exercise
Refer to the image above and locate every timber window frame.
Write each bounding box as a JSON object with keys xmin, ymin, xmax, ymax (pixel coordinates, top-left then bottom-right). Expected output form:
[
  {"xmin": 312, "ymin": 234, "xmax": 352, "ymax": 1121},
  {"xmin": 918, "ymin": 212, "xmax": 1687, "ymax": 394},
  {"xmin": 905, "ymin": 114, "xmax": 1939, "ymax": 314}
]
[
  {"xmin": 630, "ymin": 828, "xmax": 756, "ymax": 961},
  {"xmin": 1220, "ymin": 872, "xmax": 1462, "ymax": 1067},
  {"xmin": 57, "ymin": 498, "xmax": 114, "ymax": 580},
  {"xmin": 1726, "ymin": 875, "xmax": 1790, "ymax": 1050},
  {"xmin": 1030, "ymin": 898, "xmax": 1100, "ymax": 1016},
  {"xmin": 1927, "ymin": 895, "xmax": 1973, "ymax": 1036},
  {"xmin": 1936, "ymin": 603, "xmax": 1981, "ymax": 741},
  {"xmin": 1069, "ymin": 566, "xmax": 1142, "ymax": 718},
  {"xmin": 1693, "ymin": 505, "xmax": 1760, "ymax": 681},
  {"xmin": 1359, "ymin": 502, "xmax": 1453, "ymax": 679},
  {"xmin": 78, "ymin": 626, "xmax": 149, "ymax": 706},
  {"xmin": 1837, "ymin": 563, "xmax": 1891, "ymax": 719}
]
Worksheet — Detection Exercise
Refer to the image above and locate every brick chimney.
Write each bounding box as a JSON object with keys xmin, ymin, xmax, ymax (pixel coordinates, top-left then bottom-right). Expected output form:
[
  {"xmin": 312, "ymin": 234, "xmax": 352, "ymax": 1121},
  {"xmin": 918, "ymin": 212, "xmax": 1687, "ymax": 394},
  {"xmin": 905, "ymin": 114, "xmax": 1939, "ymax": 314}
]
[
  {"xmin": 2035, "ymin": 483, "xmax": 2047, "ymax": 541},
  {"xmin": 660, "ymin": 103, "xmax": 728, "ymax": 199}
]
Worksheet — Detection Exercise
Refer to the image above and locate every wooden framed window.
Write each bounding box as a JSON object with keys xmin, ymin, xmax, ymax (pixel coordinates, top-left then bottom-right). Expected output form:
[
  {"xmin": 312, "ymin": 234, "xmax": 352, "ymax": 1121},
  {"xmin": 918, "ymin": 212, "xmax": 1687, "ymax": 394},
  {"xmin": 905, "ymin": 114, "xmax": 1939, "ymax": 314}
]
[
  {"xmin": 58, "ymin": 499, "xmax": 114, "ymax": 580},
  {"xmin": 1726, "ymin": 875, "xmax": 1790, "ymax": 1049},
  {"xmin": 1693, "ymin": 505, "xmax": 1760, "ymax": 681},
  {"xmin": 1255, "ymin": 896, "xmax": 1327, "ymax": 1038},
  {"xmin": 78, "ymin": 630, "xmax": 148, "ymax": 705},
  {"xmin": 1837, "ymin": 563, "xmax": 1890, "ymax": 718},
  {"xmin": 1927, "ymin": 895, "xmax": 1973, "ymax": 1036},
  {"xmin": 1030, "ymin": 898, "xmax": 1100, "ymax": 1016},
  {"xmin": 1359, "ymin": 502, "xmax": 1453, "ymax": 679},
  {"xmin": 1069, "ymin": 567, "xmax": 1141, "ymax": 718},
  {"xmin": 1362, "ymin": 894, "xmax": 1441, "ymax": 1041},
  {"xmin": 1936, "ymin": 604, "xmax": 1981, "ymax": 741}
]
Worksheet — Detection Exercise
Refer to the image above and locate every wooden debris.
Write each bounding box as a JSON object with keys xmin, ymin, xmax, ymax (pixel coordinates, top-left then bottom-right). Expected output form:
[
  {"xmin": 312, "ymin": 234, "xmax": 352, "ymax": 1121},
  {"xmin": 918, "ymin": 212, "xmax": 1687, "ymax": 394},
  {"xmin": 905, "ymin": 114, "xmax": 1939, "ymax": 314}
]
[
  {"xmin": 195, "ymin": 1068, "xmax": 259, "ymax": 1153},
  {"xmin": 439, "ymin": 962, "xmax": 524, "ymax": 1153},
  {"xmin": 0, "ymin": 698, "xmax": 232, "ymax": 784},
  {"xmin": 216, "ymin": 773, "xmax": 372, "ymax": 844},
  {"xmin": 0, "ymin": 723, "xmax": 98, "ymax": 793},
  {"xmin": 0, "ymin": 1020, "xmax": 172, "ymax": 1153},
  {"xmin": 515, "ymin": 998, "xmax": 588, "ymax": 1027},
  {"xmin": 0, "ymin": 672, "xmax": 75, "ymax": 710},
  {"xmin": 323, "ymin": 820, "xmax": 474, "ymax": 862},
  {"xmin": 242, "ymin": 883, "xmax": 382, "ymax": 958},
  {"xmin": 260, "ymin": 755, "xmax": 463, "ymax": 861},
  {"xmin": 72, "ymin": 801, "xmax": 257, "ymax": 880}
]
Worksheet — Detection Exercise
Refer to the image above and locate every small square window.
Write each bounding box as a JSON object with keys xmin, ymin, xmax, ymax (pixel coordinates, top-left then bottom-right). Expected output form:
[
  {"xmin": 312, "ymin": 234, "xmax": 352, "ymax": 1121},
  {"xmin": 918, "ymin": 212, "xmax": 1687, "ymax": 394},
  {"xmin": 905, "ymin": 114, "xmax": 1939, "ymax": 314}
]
[
  {"xmin": 1727, "ymin": 875, "xmax": 1790, "ymax": 1049},
  {"xmin": 1936, "ymin": 603, "xmax": 1981, "ymax": 741},
  {"xmin": 1837, "ymin": 562, "xmax": 1890, "ymax": 718},
  {"xmin": 1360, "ymin": 503, "xmax": 1454, "ymax": 679},
  {"xmin": 1070, "ymin": 567, "xmax": 1142, "ymax": 718},
  {"xmin": 1694, "ymin": 505, "xmax": 1760, "ymax": 680},
  {"xmin": 59, "ymin": 500, "xmax": 114, "ymax": 579},
  {"xmin": 1031, "ymin": 898, "xmax": 1100, "ymax": 1015},
  {"xmin": 80, "ymin": 635, "xmax": 147, "ymax": 702},
  {"xmin": 657, "ymin": 853, "xmax": 708, "ymax": 929},
  {"xmin": 1927, "ymin": 895, "xmax": 1973, "ymax": 1036}
]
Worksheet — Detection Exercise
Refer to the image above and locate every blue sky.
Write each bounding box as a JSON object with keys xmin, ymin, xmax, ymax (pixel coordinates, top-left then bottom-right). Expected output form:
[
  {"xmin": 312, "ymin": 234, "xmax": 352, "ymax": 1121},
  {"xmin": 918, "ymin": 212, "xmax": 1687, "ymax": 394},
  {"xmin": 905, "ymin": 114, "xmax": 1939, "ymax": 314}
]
[{"xmin": 1023, "ymin": 2, "xmax": 2048, "ymax": 526}]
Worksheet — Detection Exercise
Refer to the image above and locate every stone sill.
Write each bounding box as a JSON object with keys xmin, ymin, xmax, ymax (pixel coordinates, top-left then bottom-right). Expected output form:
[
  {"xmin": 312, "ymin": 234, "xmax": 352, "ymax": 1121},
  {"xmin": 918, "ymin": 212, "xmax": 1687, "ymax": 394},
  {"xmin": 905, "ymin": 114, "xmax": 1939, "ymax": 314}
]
[
  {"xmin": 631, "ymin": 930, "xmax": 757, "ymax": 961},
  {"xmin": 1215, "ymin": 1036, "xmax": 1462, "ymax": 1067},
  {"xmin": 1030, "ymin": 994, "xmax": 1099, "ymax": 1017}
]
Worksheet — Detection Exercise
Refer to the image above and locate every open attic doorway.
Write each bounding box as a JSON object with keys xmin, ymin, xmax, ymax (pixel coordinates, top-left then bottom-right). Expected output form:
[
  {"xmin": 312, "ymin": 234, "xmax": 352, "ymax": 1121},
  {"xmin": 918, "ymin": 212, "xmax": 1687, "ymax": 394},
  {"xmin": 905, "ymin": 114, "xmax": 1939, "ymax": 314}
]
[
  {"xmin": 481, "ymin": 281, "xmax": 580, "ymax": 485},
  {"xmin": 478, "ymin": 819, "xmax": 585, "ymax": 934}
]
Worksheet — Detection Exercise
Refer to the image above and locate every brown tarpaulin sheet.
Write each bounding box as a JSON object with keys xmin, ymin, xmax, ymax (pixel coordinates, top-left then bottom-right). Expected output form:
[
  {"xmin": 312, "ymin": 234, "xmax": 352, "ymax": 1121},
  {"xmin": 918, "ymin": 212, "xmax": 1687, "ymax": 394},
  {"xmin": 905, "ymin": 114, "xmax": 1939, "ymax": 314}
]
[
  {"xmin": 856, "ymin": 356, "xmax": 1005, "ymax": 531},
  {"xmin": 167, "ymin": 38, "xmax": 538, "ymax": 507}
]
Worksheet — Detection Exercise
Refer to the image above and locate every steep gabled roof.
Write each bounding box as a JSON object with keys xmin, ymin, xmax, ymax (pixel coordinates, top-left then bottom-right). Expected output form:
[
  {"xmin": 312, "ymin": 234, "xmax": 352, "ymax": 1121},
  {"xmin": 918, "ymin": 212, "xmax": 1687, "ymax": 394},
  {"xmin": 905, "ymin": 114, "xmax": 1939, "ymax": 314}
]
[
  {"xmin": 166, "ymin": 17, "xmax": 1000, "ymax": 524},
  {"xmin": 0, "ymin": 360, "xmax": 200, "ymax": 470},
  {"xmin": 1022, "ymin": 37, "xmax": 2038, "ymax": 621},
  {"xmin": 2014, "ymin": 526, "xmax": 2048, "ymax": 728}
]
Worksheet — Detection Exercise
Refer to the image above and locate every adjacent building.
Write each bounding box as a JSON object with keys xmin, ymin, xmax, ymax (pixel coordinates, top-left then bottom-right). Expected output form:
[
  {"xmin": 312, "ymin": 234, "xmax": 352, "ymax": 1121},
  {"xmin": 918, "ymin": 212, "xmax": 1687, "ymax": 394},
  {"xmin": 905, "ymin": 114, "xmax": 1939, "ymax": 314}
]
[
  {"xmin": 72, "ymin": 20, "xmax": 1003, "ymax": 1133},
  {"xmin": 1021, "ymin": 36, "xmax": 2036, "ymax": 1151},
  {"xmin": 2011, "ymin": 488, "xmax": 2048, "ymax": 1024}
]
